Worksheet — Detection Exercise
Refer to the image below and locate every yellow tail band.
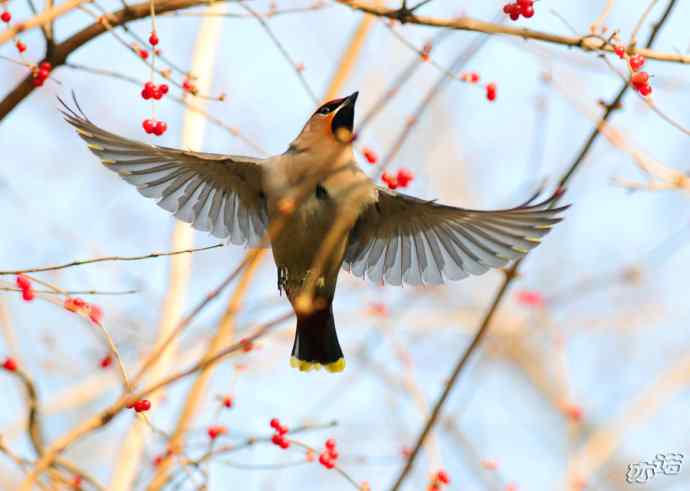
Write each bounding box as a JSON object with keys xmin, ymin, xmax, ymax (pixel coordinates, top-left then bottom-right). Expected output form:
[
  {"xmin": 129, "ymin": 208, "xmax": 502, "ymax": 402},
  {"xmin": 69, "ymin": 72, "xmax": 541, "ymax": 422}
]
[{"xmin": 290, "ymin": 356, "xmax": 346, "ymax": 373}]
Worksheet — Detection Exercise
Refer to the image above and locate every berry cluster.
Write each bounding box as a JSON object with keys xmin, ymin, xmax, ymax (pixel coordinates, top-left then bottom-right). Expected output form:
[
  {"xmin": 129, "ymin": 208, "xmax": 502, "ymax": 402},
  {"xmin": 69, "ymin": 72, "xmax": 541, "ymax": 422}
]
[
  {"xmin": 64, "ymin": 297, "xmax": 103, "ymax": 324},
  {"xmin": 381, "ymin": 168, "xmax": 414, "ymax": 190},
  {"xmin": 127, "ymin": 399, "xmax": 151, "ymax": 413},
  {"xmin": 486, "ymin": 82, "xmax": 497, "ymax": 102},
  {"xmin": 270, "ymin": 418, "xmax": 290, "ymax": 449},
  {"xmin": 318, "ymin": 438, "xmax": 339, "ymax": 470},
  {"xmin": 16, "ymin": 275, "xmax": 35, "ymax": 301},
  {"xmin": 140, "ymin": 30, "xmax": 169, "ymax": 136},
  {"xmin": 614, "ymin": 47, "xmax": 652, "ymax": 96},
  {"xmin": 2, "ymin": 357, "xmax": 18, "ymax": 372},
  {"xmin": 427, "ymin": 470, "xmax": 451, "ymax": 491},
  {"xmin": 460, "ymin": 71, "xmax": 480, "ymax": 83},
  {"xmin": 631, "ymin": 72, "xmax": 652, "ymax": 96},
  {"xmin": 207, "ymin": 425, "xmax": 228, "ymax": 440},
  {"xmin": 141, "ymin": 81, "xmax": 169, "ymax": 100},
  {"xmin": 31, "ymin": 62, "xmax": 52, "ymax": 87},
  {"xmin": 142, "ymin": 119, "xmax": 167, "ymax": 136},
  {"xmin": 362, "ymin": 147, "xmax": 378, "ymax": 164},
  {"xmin": 503, "ymin": 0, "xmax": 535, "ymax": 20}
]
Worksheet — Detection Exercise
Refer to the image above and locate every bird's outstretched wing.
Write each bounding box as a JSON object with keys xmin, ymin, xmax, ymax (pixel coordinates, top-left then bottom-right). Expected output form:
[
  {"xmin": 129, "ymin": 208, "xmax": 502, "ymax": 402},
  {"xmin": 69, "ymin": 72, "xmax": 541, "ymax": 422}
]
[
  {"xmin": 343, "ymin": 187, "xmax": 569, "ymax": 285},
  {"xmin": 60, "ymin": 99, "xmax": 268, "ymax": 246}
]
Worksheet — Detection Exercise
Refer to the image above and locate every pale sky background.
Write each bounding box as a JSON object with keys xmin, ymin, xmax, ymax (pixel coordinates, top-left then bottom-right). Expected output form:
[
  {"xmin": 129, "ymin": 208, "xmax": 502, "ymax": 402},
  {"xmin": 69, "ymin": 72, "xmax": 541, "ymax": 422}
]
[{"xmin": 1, "ymin": 0, "xmax": 690, "ymax": 489}]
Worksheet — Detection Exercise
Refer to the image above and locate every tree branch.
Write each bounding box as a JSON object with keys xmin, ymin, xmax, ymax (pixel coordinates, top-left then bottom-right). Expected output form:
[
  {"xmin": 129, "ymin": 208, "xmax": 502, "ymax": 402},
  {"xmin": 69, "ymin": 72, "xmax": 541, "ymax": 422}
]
[
  {"xmin": 387, "ymin": 1, "xmax": 680, "ymax": 489},
  {"xmin": 335, "ymin": 0, "xmax": 690, "ymax": 65},
  {"xmin": 0, "ymin": 0, "xmax": 229, "ymax": 121}
]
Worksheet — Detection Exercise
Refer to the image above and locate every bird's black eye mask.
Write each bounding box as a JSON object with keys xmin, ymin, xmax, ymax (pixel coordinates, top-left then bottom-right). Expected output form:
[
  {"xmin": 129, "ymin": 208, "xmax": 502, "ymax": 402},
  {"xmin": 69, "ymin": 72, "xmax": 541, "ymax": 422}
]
[{"xmin": 315, "ymin": 99, "xmax": 343, "ymax": 116}]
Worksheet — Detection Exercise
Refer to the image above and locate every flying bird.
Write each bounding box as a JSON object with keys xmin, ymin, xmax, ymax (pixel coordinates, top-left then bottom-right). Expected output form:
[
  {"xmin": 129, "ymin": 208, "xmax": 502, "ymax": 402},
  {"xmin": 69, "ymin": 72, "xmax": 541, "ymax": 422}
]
[{"xmin": 61, "ymin": 92, "xmax": 568, "ymax": 373}]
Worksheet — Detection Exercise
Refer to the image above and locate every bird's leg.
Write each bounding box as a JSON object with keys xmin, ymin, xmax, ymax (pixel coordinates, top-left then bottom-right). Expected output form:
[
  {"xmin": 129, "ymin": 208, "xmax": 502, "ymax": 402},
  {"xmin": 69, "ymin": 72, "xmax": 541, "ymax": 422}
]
[{"xmin": 277, "ymin": 266, "xmax": 288, "ymax": 295}]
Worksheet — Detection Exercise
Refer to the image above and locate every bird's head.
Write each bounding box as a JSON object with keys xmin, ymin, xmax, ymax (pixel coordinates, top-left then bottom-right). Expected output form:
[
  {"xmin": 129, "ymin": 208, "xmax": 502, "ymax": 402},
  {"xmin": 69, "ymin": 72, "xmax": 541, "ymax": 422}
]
[{"xmin": 290, "ymin": 92, "xmax": 359, "ymax": 153}]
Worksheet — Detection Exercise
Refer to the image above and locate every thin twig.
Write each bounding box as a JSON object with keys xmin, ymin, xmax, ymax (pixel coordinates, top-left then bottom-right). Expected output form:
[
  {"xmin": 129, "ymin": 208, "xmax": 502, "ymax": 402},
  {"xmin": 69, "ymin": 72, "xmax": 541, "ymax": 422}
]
[{"xmin": 0, "ymin": 243, "xmax": 223, "ymax": 275}]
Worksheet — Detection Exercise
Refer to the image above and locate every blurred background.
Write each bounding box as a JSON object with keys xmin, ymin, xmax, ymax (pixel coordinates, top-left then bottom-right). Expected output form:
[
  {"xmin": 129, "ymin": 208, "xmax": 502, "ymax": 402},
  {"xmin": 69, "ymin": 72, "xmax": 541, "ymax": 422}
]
[{"xmin": 1, "ymin": 0, "xmax": 690, "ymax": 489}]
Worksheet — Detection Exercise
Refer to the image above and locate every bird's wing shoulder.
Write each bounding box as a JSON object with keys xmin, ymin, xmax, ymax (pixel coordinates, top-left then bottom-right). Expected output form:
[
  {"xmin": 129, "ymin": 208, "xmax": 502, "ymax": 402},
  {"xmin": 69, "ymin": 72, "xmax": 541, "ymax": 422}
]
[
  {"xmin": 61, "ymin": 99, "xmax": 268, "ymax": 247},
  {"xmin": 343, "ymin": 186, "xmax": 568, "ymax": 285}
]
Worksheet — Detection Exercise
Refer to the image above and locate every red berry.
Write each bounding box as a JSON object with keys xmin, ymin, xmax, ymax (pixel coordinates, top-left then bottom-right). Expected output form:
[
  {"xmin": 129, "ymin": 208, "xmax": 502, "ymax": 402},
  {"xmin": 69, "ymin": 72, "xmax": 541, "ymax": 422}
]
[
  {"xmin": 362, "ymin": 148, "xmax": 377, "ymax": 164},
  {"xmin": 396, "ymin": 168, "xmax": 414, "ymax": 187},
  {"xmin": 437, "ymin": 470, "xmax": 450, "ymax": 484},
  {"xmin": 37, "ymin": 68, "xmax": 50, "ymax": 80},
  {"xmin": 470, "ymin": 72, "xmax": 480, "ymax": 83},
  {"xmin": 88, "ymin": 304, "xmax": 103, "ymax": 324},
  {"xmin": 22, "ymin": 288, "xmax": 35, "ymax": 301},
  {"xmin": 270, "ymin": 418, "xmax": 281, "ymax": 430},
  {"xmin": 614, "ymin": 46, "xmax": 625, "ymax": 58},
  {"xmin": 16, "ymin": 275, "xmax": 31, "ymax": 291},
  {"xmin": 152, "ymin": 88, "xmax": 162, "ymax": 100},
  {"xmin": 2, "ymin": 357, "xmax": 17, "ymax": 372},
  {"xmin": 486, "ymin": 82, "xmax": 497, "ymax": 101},
  {"xmin": 39, "ymin": 62, "xmax": 51, "ymax": 71},
  {"xmin": 153, "ymin": 121, "xmax": 167, "ymax": 136},
  {"xmin": 522, "ymin": 6, "xmax": 534, "ymax": 17},
  {"xmin": 138, "ymin": 49, "xmax": 149, "ymax": 59},
  {"xmin": 241, "ymin": 338, "xmax": 254, "ymax": 352},
  {"xmin": 223, "ymin": 396, "xmax": 233, "ymax": 408},
  {"xmin": 516, "ymin": 290, "xmax": 544, "ymax": 307},
  {"xmin": 631, "ymin": 71, "xmax": 649, "ymax": 86},
  {"xmin": 502, "ymin": 4, "xmax": 514, "ymax": 14},
  {"xmin": 133, "ymin": 399, "xmax": 151, "ymax": 412},
  {"xmin": 278, "ymin": 438, "xmax": 290, "ymax": 449},
  {"xmin": 638, "ymin": 84, "xmax": 652, "ymax": 96},
  {"xmin": 65, "ymin": 297, "xmax": 87, "ymax": 311},
  {"xmin": 509, "ymin": 11, "xmax": 519, "ymax": 20},
  {"xmin": 207, "ymin": 425, "xmax": 227, "ymax": 440},
  {"xmin": 319, "ymin": 453, "xmax": 334, "ymax": 468},
  {"xmin": 325, "ymin": 438, "xmax": 336, "ymax": 450},
  {"xmin": 1, "ymin": 11, "xmax": 11, "ymax": 23},
  {"xmin": 99, "ymin": 355, "xmax": 112, "ymax": 368},
  {"xmin": 148, "ymin": 32, "xmax": 159, "ymax": 46},
  {"xmin": 328, "ymin": 449, "xmax": 339, "ymax": 460},
  {"xmin": 382, "ymin": 171, "xmax": 398, "ymax": 190},
  {"xmin": 277, "ymin": 424, "xmax": 288, "ymax": 435},
  {"xmin": 629, "ymin": 54, "xmax": 645, "ymax": 71},
  {"xmin": 159, "ymin": 84, "xmax": 169, "ymax": 95},
  {"xmin": 271, "ymin": 434, "xmax": 282, "ymax": 445},
  {"xmin": 142, "ymin": 119, "xmax": 155, "ymax": 134},
  {"xmin": 16, "ymin": 41, "xmax": 26, "ymax": 53}
]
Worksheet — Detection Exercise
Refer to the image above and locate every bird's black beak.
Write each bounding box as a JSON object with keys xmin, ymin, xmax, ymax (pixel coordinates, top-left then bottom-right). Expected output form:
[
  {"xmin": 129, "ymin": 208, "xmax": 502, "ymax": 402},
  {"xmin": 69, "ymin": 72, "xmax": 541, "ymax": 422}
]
[{"xmin": 331, "ymin": 91, "xmax": 358, "ymax": 142}]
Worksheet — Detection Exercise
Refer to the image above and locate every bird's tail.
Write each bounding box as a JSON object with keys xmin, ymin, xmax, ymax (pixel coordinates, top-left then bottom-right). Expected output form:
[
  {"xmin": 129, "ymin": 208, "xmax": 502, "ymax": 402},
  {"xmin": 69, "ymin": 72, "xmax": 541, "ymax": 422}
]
[{"xmin": 290, "ymin": 303, "xmax": 345, "ymax": 373}]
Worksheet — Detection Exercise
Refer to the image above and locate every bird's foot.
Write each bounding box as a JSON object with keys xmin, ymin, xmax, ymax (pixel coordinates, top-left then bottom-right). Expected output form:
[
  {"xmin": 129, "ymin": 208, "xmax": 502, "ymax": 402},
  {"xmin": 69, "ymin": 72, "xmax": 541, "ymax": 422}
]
[{"xmin": 277, "ymin": 266, "xmax": 289, "ymax": 295}]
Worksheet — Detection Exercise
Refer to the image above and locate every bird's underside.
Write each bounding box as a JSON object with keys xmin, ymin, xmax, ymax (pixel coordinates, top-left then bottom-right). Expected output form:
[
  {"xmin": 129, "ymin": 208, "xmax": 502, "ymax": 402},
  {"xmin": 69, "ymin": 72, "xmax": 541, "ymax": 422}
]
[{"xmin": 61, "ymin": 94, "xmax": 569, "ymax": 374}]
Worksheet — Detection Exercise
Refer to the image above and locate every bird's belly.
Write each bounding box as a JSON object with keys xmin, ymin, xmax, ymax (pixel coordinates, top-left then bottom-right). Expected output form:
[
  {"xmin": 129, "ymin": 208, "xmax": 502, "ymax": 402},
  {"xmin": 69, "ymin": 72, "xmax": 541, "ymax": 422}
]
[{"xmin": 269, "ymin": 198, "xmax": 347, "ymax": 294}]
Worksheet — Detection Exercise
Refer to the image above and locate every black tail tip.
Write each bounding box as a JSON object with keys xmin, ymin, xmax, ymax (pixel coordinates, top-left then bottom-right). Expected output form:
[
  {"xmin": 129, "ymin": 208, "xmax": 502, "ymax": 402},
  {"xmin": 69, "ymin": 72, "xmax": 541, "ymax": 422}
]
[{"xmin": 290, "ymin": 302, "xmax": 345, "ymax": 373}]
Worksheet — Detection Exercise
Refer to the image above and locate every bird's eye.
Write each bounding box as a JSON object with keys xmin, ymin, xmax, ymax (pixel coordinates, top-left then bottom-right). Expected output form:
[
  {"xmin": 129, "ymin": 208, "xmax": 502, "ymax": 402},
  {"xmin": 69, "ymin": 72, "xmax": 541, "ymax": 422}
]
[{"xmin": 318, "ymin": 106, "xmax": 332, "ymax": 115}]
